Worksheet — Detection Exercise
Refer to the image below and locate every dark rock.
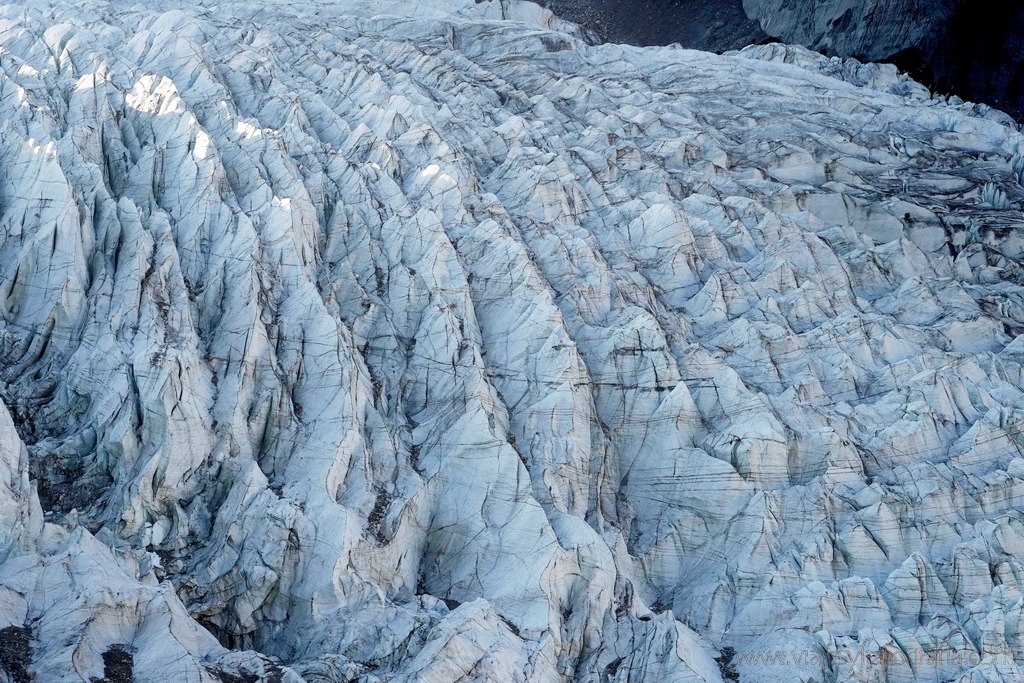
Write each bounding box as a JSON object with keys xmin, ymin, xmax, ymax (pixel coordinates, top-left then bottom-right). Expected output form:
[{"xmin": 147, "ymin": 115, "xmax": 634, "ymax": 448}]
[
  {"xmin": 92, "ymin": 645, "xmax": 133, "ymax": 683},
  {"xmin": 540, "ymin": 0, "xmax": 767, "ymax": 50},
  {"xmin": 715, "ymin": 646, "xmax": 739, "ymax": 681},
  {"xmin": 0, "ymin": 626, "xmax": 32, "ymax": 683}
]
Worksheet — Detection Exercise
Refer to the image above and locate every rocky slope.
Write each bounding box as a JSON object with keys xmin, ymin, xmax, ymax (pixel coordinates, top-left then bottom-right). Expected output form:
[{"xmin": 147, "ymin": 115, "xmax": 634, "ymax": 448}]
[
  {"xmin": 538, "ymin": 0, "xmax": 767, "ymax": 51},
  {"xmin": 1, "ymin": 1, "xmax": 1024, "ymax": 681}
]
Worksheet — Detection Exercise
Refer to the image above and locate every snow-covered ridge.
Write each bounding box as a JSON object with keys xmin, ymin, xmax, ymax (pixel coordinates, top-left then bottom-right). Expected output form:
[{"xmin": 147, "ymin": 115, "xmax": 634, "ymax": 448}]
[{"xmin": 0, "ymin": 1, "xmax": 1023, "ymax": 681}]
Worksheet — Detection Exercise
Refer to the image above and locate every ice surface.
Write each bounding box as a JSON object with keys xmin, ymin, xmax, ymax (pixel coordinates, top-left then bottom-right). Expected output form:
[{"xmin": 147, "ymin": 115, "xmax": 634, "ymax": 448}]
[{"xmin": 0, "ymin": 1, "xmax": 1023, "ymax": 681}]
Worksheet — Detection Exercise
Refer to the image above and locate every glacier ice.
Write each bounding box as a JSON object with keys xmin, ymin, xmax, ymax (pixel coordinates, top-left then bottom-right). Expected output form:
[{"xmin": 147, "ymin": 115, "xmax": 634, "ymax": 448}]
[
  {"xmin": 0, "ymin": 1, "xmax": 1023, "ymax": 681},
  {"xmin": 738, "ymin": 0, "xmax": 1024, "ymax": 121}
]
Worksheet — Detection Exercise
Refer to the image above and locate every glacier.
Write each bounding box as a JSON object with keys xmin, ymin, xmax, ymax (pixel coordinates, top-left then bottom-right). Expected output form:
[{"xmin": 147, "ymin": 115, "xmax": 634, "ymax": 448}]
[
  {"xmin": 543, "ymin": 1, "xmax": 1024, "ymax": 123},
  {"xmin": 1, "ymin": 1, "xmax": 1024, "ymax": 681},
  {"xmin": 739, "ymin": 0, "xmax": 1024, "ymax": 121}
]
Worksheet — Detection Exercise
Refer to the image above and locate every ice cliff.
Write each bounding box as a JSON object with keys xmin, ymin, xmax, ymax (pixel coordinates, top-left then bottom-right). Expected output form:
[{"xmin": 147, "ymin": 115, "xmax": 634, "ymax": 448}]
[
  {"xmin": 740, "ymin": 0, "xmax": 947, "ymax": 62},
  {"xmin": 545, "ymin": 1, "xmax": 1024, "ymax": 122},
  {"xmin": 739, "ymin": 0, "xmax": 1024, "ymax": 121},
  {"xmin": 1, "ymin": 1, "xmax": 1024, "ymax": 681}
]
